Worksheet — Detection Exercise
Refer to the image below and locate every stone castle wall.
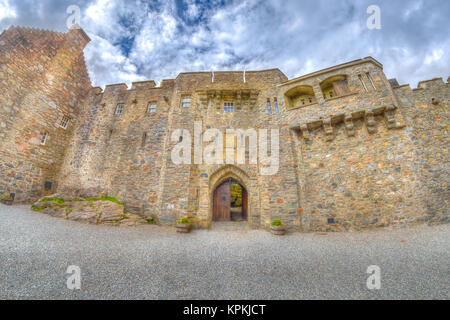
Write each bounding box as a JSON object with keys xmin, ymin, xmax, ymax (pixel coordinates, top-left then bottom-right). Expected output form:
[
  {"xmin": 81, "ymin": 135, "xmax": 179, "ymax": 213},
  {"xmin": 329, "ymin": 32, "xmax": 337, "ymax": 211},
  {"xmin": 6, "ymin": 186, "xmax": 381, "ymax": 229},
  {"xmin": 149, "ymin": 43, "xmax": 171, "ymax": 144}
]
[
  {"xmin": 0, "ymin": 26, "xmax": 91, "ymax": 202},
  {"xmin": 0, "ymin": 26, "xmax": 448, "ymax": 231}
]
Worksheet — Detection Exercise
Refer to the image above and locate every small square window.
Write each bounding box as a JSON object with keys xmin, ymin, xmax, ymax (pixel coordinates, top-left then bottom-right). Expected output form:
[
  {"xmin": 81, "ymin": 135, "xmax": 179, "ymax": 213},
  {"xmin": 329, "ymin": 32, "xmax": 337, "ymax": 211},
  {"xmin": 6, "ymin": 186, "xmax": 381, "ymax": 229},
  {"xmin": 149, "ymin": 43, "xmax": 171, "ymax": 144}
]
[
  {"xmin": 41, "ymin": 132, "xmax": 48, "ymax": 145},
  {"xmin": 147, "ymin": 103, "xmax": 157, "ymax": 113},
  {"xmin": 224, "ymin": 102, "xmax": 234, "ymax": 113},
  {"xmin": 45, "ymin": 181, "xmax": 52, "ymax": 190},
  {"xmin": 181, "ymin": 96, "xmax": 191, "ymax": 108},
  {"xmin": 60, "ymin": 116, "xmax": 70, "ymax": 129},
  {"xmin": 115, "ymin": 104, "xmax": 124, "ymax": 115}
]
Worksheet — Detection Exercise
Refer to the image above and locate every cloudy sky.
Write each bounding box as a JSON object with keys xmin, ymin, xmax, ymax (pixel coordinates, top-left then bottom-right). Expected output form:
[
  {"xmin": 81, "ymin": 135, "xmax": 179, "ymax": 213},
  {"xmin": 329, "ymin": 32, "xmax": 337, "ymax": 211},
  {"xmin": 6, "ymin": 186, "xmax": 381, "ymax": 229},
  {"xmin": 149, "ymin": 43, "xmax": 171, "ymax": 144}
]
[{"xmin": 1, "ymin": 0, "xmax": 449, "ymax": 87}]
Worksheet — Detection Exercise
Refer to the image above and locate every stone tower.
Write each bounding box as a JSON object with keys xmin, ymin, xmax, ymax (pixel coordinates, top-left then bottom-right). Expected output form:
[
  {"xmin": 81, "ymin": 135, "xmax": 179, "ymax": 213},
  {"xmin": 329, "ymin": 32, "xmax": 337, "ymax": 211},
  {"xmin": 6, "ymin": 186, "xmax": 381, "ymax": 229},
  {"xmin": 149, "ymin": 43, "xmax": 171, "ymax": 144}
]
[{"xmin": 0, "ymin": 25, "xmax": 92, "ymax": 202}]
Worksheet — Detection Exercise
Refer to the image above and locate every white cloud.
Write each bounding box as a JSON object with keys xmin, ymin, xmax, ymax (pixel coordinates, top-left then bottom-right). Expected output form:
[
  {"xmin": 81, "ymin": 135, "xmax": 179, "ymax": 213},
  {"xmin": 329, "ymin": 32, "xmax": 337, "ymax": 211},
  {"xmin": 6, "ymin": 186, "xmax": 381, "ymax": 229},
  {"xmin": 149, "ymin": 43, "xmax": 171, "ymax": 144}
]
[
  {"xmin": 0, "ymin": 0, "xmax": 448, "ymax": 88},
  {"xmin": 0, "ymin": 0, "xmax": 16, "ymax": 21}
]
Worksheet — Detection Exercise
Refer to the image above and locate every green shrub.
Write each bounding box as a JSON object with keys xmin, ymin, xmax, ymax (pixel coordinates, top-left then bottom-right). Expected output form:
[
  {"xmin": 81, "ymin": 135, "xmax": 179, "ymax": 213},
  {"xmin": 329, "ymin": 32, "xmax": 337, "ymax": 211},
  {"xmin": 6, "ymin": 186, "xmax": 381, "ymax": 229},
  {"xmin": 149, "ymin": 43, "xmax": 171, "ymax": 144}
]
[
  {"xmin": 177, "ymin": 217, "xmax": 190, "ymax": 224},
  {"xmin": 271, "ymin": 219, "xmax": 284, "ymax": 227}
]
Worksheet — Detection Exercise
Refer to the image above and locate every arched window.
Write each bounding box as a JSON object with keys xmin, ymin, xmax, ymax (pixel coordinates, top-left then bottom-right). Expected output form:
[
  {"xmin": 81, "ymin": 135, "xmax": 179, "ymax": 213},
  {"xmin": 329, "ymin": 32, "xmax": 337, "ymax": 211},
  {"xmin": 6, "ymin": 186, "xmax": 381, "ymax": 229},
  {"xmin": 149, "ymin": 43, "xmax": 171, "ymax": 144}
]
[
  {"xmin": 320, "ymin": 75, "xmax": 350, "ymax": 100},
  {"xmin": 284, "ymin": 85, "xmax": 317, "ymax": 110}
]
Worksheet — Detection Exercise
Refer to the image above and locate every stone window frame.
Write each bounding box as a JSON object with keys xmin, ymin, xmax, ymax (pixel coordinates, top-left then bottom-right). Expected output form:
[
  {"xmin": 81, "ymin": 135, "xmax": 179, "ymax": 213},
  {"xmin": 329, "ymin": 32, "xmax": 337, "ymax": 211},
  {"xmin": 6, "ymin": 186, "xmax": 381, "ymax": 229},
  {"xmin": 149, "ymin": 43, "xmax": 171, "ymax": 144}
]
[
  {"xmin": 115, "ymin": 103, "xmax": 124, "ymax": 115},
  {"xmin": 358, "ymin": 74, "xmax": 368, "ymax": 92},
  {"xmin": 59, "ymin": 115, "xmax": 70, "ymax": 129},
  {"xmin": 284, "ymin": 85, "xmax": 317, "ymax": 110},
  {"xmin": 147, "ymin": 102, "xmax": 157, "ymax": 113},
  {"xmin": 41, "ymin": 132, "xmax": 49, "ymax": 145},
  {"xmin": 366, "ymin": 72, "xmax": 376, "ymax": 90},
  {"xmin": 141, "ymin": 132, "xmax": 147, "ymax": 148},
  {"xmin": 320, "ymin": 75, "xmax": 352, "ymax": 101},
  {"xmin": 181, "ymin": 96, "xmax": 191, "ymax": 108},
  {"xmin": 274, "ymin": 97, "xmax": 280, "ymax": 114},
  {"xmin": 224, "ymin": 101, "xmax": 234, "ymax": 113},
  {"xmin": 267, "ymin": 99, "xmax": 272, "ymax": 114}
]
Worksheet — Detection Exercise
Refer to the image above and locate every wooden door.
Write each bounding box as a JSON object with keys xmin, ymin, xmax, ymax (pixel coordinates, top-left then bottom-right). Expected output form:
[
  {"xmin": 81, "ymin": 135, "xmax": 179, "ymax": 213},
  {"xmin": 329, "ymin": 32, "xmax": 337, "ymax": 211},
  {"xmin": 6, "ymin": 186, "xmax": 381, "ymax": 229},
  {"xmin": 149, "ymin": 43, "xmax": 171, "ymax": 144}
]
[
  {"xmin": 213, "ymin": 182, "xmax": 231, "ymax": 221},
  {"xmin": 242, "ymin": 188, "xmax": 248, "ymax": 220},
  {"xmin": 333, "ymin": 79, "xmax": 350, "ymax": 96}
]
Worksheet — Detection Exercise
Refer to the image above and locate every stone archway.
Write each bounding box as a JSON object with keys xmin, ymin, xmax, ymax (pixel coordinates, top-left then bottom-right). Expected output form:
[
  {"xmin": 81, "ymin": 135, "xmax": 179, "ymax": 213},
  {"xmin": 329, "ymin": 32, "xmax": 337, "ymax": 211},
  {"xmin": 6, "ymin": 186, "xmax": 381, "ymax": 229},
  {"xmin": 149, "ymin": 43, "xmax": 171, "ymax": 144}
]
[
  {"xmin": 208, "ymin": 165, "xmax": 255, "ymax": 227},
  {"xmin": 213, "ymin": 178, "xmax": 248, "ymax": 222}
]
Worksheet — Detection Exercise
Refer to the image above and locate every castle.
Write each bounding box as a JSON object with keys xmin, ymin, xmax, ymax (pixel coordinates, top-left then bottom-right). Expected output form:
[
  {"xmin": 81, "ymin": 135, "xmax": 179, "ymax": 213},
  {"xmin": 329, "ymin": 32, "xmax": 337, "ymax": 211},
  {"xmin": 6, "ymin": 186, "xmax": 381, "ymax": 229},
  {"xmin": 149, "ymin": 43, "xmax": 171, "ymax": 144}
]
[{"xmin": 0, "ymin": 25, "xmax": 448, "ymax": 231}]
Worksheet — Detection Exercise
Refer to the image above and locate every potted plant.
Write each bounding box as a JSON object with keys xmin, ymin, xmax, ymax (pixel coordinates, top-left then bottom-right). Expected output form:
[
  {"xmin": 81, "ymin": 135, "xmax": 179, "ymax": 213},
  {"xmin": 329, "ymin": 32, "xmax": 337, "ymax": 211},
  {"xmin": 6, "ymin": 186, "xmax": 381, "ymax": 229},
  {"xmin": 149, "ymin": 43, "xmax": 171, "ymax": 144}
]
[
  {"xmin": 270, "ymin": 219, "xmax": 286, "ymax": 236},
  {"xmin": 1, "ymin": 194, "xmax": 14, "ymax": 206},
  {"xmin": 176, "ymin": 216, "xmax": 192, "ymax": 233}
]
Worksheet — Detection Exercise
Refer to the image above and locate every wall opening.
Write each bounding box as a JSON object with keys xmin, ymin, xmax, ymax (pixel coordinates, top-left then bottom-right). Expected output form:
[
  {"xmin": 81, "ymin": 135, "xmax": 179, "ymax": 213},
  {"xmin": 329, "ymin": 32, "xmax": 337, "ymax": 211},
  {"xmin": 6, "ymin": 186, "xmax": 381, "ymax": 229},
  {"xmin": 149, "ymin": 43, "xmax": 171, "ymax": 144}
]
[
  {"xmin": 213, "ymin": 178, "xmax": 248, "ymax": 222},
  {"xmin": 284, "ymin": 85, "xmax": 317, "ymax": 110}
]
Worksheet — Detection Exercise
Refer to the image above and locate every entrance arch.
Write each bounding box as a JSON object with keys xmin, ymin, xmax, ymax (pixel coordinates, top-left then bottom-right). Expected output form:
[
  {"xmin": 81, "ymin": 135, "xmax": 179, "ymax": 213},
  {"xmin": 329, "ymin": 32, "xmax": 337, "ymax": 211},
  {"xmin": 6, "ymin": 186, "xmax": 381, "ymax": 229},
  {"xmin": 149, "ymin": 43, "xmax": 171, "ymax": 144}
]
[
  {"xmin": 208, "ymin": 165, "xmax": 254, "ymax": 226},
  {"xmin": 213, "ymin": 178, "xmax": 248, "ymax": 221}
]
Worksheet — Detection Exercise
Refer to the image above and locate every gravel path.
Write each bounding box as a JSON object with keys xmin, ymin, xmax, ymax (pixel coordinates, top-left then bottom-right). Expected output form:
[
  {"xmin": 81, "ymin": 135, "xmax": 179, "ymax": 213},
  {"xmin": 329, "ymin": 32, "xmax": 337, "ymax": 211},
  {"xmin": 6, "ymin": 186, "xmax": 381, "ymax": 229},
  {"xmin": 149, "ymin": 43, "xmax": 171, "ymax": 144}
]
[{"xmin": 0, "ymin": 204, "xmax": 449, "ymax": 300}]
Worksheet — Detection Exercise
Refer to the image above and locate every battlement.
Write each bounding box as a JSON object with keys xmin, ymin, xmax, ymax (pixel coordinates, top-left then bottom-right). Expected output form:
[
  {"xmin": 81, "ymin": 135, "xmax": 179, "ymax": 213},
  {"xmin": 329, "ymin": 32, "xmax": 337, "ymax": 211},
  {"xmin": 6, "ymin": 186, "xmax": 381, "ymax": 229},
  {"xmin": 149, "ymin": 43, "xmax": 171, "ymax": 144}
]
[
  {"xmin": 392, "ymin": 76, "xmax": 449, "ymax": 92},
  {"xmin": 131, "ymin": 80, "xmax": 157, "ymax": 90}
]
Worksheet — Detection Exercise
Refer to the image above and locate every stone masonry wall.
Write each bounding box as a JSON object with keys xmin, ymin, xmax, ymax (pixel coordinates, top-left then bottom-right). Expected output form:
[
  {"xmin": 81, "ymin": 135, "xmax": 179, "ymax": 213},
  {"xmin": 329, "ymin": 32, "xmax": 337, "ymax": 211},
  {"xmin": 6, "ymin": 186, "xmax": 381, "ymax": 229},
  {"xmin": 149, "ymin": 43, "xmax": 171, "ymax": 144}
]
[
  {"xmin": 1, "ymin": 25, "xmax": 447, "ymax": 232},
  {"xmin": 393, "ymin": 78, "xmax": 449, "ymax": 224},
  {"xmin": 0, "ymin": 26, "xmax": 91, "ymax": 202}
]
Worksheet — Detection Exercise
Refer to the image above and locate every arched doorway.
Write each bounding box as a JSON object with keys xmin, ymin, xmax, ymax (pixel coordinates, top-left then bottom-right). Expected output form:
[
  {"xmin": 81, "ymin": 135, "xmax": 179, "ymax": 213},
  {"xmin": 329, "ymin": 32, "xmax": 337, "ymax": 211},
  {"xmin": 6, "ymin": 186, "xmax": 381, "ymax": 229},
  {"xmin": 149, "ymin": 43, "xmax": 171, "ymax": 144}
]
[{"xmin": 213, "ymin": 178, "xmax": 248, "ymax": 222}]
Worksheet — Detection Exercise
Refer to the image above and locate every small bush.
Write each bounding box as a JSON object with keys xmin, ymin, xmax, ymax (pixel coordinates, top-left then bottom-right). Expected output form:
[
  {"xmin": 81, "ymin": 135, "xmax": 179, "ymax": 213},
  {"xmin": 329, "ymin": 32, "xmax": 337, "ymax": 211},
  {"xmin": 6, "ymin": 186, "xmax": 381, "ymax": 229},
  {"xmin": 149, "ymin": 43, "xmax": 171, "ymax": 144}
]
[
  {"xmin": 271, "ymin": 219, "xmax": 284, "ymax": 227},
  {"xmin": 177, "ymin": 217, "xmax": 190, "ymax": 225}
]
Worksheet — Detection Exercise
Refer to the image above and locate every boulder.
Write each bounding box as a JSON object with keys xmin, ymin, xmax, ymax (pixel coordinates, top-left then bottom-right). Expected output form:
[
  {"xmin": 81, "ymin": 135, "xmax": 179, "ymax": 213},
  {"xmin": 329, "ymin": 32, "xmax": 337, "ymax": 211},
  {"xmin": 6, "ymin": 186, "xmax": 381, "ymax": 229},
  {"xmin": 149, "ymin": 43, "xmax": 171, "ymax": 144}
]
[{"xmin": 32, "ymin": 197, "xmax": 148, "ymax": 226}]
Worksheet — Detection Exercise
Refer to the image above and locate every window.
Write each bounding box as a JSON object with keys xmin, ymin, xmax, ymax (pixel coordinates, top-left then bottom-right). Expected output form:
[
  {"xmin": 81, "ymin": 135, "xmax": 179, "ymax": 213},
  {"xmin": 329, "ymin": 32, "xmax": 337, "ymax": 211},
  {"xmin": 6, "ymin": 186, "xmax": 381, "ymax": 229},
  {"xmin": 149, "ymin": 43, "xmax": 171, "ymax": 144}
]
[
  {"xmin": 141, "ymin": 132, "xmax": 147, "ymax": 148},
  {"xmin": 41, "ymin": 132, "xmax": 48, "ymax": 145},
  {"xmin": 181, "ymin": 96, "xmax": 191, "ymax": 108},
  {"xmin": 359, "ymin": 75, "xmax": 368, "ymax": 92},
  {"xmin": 274, "ymin": 98, "xmax": 279, "ymax": 114},
  {"xmin": 267, "ymin": 99, "xmax": 272, "ymax": 114},
  {"xmin": 115, "ymin": 104, "xmax": 124, "ymax": 115},
  {"xmin": 320, "ymin": 75, "xmax": 350, "ymax": 100},
  {"xmin": 284, "ymin": 85, "xmax": 316, "ymax": 109},
  {"xmin": 366, "ymin": 72, "xmax": 376, "ymax": 90},
  {"xmin": 147, "ymin": 103, "xmax": 157, "ymax": 113},
  {"xmin": 224, "ymin": 102, "xmax": 234, "ymax": 113},
  {"xmin": 60, "ymin": 116, "xmax": 70, "ymax": 129}
]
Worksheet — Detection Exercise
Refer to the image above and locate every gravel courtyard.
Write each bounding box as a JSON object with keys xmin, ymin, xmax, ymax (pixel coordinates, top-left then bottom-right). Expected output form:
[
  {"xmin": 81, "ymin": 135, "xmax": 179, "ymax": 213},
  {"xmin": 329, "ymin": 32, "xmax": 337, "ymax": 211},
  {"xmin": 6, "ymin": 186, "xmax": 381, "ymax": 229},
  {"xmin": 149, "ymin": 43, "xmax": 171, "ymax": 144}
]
[{"xmin": 0, "ymin": 204, "xmax": 448, "ymax": 300}]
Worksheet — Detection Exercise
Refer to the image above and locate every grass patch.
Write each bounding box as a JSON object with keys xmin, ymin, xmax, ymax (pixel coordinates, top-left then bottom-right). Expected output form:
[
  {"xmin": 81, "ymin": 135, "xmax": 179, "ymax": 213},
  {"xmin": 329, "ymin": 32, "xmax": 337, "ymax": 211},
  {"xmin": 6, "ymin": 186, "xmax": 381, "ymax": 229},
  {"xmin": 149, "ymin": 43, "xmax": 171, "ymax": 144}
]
[
  {"xmin": 31, "ymin": 204, "xmax": 44, "ymax": 212},
  {"xmin": 83, "ymin": 196, "xmax": 124, "ymax": 206},
  {"xmin": 40, "ymin": 197, "xmax": 65, "ymax": 205}
]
